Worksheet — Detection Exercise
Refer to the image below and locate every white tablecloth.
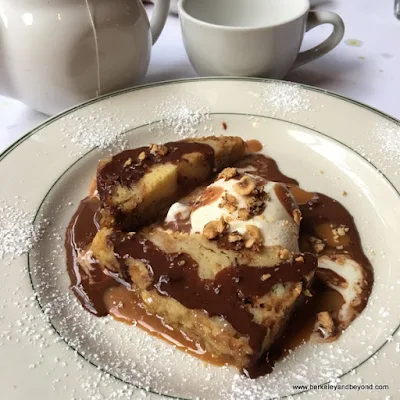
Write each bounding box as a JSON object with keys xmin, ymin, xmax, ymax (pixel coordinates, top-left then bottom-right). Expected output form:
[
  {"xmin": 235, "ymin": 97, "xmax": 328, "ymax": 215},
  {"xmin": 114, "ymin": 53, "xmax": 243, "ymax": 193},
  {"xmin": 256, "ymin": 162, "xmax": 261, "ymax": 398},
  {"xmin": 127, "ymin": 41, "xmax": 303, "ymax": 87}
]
[{"xmin": 1, "ymin": 0, "xmax": 399, "ymax": 153}]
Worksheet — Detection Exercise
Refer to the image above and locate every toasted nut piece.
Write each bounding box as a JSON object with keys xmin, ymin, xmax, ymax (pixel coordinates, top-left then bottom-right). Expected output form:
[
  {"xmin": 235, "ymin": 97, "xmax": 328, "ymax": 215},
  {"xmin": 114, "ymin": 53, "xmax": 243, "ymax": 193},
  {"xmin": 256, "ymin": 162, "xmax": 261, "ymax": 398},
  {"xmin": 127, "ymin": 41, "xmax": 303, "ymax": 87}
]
[
  {"xmin": 293, "ymin": 209, "xmax": 302, "ymax": 225},
  {"xmin": 149, "ymin": 144, "xmax": 158, "ymax": 154},
  {"xmin": 149, "ymin": 143, "xmax": 169, "ymax": 156},
  {"xmin": 336, "ymin": 225, "xmax": 349, "ymax": 236},
  {"xmin": 203, "ymin": 221, "xmax": 218, "ymax": 239},
  {"xmin": 138, "ymin": 151, "xmax": 147, "ymax": 161},
  {"xmin": 220, "ymin": 193, "xmax": 238, "ymax": 213},
  {"xmin": 203, "ymin": 217, "xmax": 227, "ymax": 239},
  {"xmin": 246, "ymin": 225, "xmax": 263, "ymax": 242},
  {"xmin": 228, "ymin": 233, "xmax": 242, "ymax": 243},
  {"xmin": 158, "ymin": 145, "xmax": 169, "ymax": 156},
  {"xmin": 218, "ymin": 167, "xmax": 237, "ymax": 180},
  {"xmin": 303, "ymin": 289, "xmax": 313, "ymax": 297},
  {"xmin": 279, "ymin": 248, "xmax": 291, "ymax": 260},
  {"xmin": 295, "ymin": 256, "xmax": 304, "ymax": 263},
  {"xmin": 244, "ymin": 237, "xmax": 255, "ymax": 248},
  {"xmin": 124, "ymin": 158, "xmax": 132, "ymax": 167},
  {"xmin": 309, "ymin": 236, "xmax": 325, "ymax": 254},
  {"xmin": 316, "ymin": 311, "xmax": 334, "ymax": 334},
  {"xmin": 237, "ymin": 208, "xmax": 250, "ymax": 221},
  {"xmin": 216, "ymin": 216, "xmax": 227, "ymax": 233},
  {"xmin": 261, "ymin": 273, "xmax": 271, "ymax": 281},
  {"xmin": 233, "ymin": 175, "xmax": 256, "ymax": 196}
]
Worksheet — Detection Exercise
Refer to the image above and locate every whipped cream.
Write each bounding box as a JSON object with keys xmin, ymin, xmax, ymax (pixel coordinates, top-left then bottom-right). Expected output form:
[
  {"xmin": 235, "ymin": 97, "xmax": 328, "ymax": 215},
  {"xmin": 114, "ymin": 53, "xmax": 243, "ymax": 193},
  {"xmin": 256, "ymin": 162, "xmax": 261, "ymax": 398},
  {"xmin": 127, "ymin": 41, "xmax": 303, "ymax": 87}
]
[
  {"xmin": 165, "ymin": 174, "xmax": 300, "ymax": 251},
  {"xmin": 317, "ymin": 255, "xmax": 369, "ymax": 328}
]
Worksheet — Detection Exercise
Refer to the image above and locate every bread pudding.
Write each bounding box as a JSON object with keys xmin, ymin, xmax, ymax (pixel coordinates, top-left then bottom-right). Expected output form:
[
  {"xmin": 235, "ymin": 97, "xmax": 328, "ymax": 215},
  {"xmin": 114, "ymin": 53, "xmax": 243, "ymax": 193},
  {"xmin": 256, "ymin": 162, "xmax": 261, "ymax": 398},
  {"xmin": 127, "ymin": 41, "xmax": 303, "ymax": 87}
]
[{"xmin": 65, "ymin": 136, "xmax": 373, "ymax": 378}]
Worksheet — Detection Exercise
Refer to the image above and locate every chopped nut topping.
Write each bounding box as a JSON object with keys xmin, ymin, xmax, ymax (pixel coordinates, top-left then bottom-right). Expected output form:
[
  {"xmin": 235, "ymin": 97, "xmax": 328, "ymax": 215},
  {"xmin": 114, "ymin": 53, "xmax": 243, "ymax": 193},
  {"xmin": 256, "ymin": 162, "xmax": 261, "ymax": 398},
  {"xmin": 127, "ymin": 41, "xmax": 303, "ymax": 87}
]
[
  {"xmin": 177, "ymin": 260, "xmax": 186, "ymax": 266},
  {"xmin": 218, "ymin": 167, "xmax": 237, "ymax": 180},
  {"xmin": 245, "ymin": 192, "xmax": 268, "ymax": 215},
  {"xmin": 124, "ymin": 158, "xmax": 132, "ymax": 167},
  {"xmin": 228, "ymin": 232, "xmax": 242, "ymax": 243},
  {"xmin": 202, "ymin": 217, "xmax": 227, "ymax": 239},
  {"xmin": 293, "ymin": 209, "xmax": 302, "ymax": 225},
  {"xmin": 295, "ymin": 256, "xmax": 304, "ymax": 263},
  {"xmin": 216, "ymin": 216, "xmax": 226, "ymax": 233},
  {"xmin": 332, "ymin": 224, "xmax": 349, "ymax": 242},
  {"xmin": 203, "ymin": 222, "xmax": 218, "ymax": 239},
  {"xmin": 233, "ymin": 175, "xmax": 256, "ymax": 196},
  {"xmin": 279, "ymin": 248, "xmax": 291, "ymax": 260},
  {"xmin": 244, "ymin": 237, "xmax": 255, "ymax": 249},
  {"xmin": 138, "ymin": 151, "xmax": 147, "ymax": 161},
  {"xmin": 261, "ymin": 273, "xmax": 271, "ymax": 281},
  {"xmin": 309, "ymin": 236, "xmax": 325, "ymax": 254},
  {"xmin": 220, "ymin": 192, "xmax": 238, "ymax": 213},
  {"xmin": 149, "ymin": 143, "xmax": 169, "ymax": 156},
  {"xmin": 240, "ymin": 225, "xmax": 264, "ymax": 250},
  {"xmin": 246, "ymin": 225, "xmax": 263, "ymax": 242},
  {"xmin": 316, "ymin": 311, "xmax": 334, "ymax": 335},
  {"xmin": 238, "ymin": 208, "xmax": 251, "ymax": 221}
]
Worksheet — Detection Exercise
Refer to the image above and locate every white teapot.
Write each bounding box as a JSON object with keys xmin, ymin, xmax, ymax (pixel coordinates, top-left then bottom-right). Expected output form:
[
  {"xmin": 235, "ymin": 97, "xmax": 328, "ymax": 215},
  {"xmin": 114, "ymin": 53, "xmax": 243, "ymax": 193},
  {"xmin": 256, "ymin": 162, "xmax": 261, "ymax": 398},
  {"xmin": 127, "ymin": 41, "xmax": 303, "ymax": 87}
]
[{"xmin": 0, "ymin": 0, "xmax": 170, "ymax": 115}]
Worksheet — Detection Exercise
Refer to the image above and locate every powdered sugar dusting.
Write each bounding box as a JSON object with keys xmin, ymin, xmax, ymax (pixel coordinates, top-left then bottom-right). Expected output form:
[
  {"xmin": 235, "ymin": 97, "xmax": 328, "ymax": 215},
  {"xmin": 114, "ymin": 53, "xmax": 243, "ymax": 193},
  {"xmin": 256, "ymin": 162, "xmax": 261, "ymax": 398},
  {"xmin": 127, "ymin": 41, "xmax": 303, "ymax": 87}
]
[
  {"xmin": 251, "ymin": 82, "xmax": 319, "ymax": 118},
  {"xmin": 61, "ymin": 107, "xmax": 129, "ymax": 151},
  {"xmin": 353, "ymin": 121, "xmax": 400, "ymax": 174},
  {"xmin": 152, "ymin": 94, "xmax": 212, "ymax": 138},
  {"xmin": 0, "ymin": 200, "xmax": 47, "ymax": 260}
]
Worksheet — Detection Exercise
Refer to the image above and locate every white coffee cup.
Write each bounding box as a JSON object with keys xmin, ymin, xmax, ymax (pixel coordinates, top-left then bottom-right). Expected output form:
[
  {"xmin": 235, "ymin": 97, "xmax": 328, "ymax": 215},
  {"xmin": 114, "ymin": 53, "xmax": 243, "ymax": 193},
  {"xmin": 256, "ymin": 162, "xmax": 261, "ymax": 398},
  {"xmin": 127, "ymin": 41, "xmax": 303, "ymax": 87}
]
[{"xmin": 178, "ymin": 0, "xmax": 345, "ymax": 78}]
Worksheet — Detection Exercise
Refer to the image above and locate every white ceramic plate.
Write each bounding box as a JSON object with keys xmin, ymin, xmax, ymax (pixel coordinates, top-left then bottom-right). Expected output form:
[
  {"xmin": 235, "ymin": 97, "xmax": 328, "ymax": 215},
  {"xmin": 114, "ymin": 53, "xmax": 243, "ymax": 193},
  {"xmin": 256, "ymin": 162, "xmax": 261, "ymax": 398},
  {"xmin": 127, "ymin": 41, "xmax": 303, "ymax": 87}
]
[{"xmin": 1, "ymin": 78, "xmax": 399, "ymax": 400}]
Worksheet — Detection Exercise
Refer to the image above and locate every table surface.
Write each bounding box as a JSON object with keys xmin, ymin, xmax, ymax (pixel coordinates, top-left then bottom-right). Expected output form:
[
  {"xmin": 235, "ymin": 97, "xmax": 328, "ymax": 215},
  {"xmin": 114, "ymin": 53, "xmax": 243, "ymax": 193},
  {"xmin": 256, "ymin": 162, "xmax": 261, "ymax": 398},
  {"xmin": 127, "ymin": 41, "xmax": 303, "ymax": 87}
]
[{"xmin": 0, "ymin": 0, "xmax": 399, "ymax": 153}]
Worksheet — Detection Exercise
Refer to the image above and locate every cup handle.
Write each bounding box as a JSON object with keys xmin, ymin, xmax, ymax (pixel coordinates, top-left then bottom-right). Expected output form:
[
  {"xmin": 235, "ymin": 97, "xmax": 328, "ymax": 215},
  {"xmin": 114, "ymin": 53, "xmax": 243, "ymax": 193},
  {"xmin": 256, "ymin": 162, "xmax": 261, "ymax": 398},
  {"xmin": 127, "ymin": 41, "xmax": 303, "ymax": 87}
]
[
  {"xmin": 149, "ymin": 0, "xmax": 171, "ymax": 45},
  {"xmin": 292, "ymin": 10, "xmax": 345, "ymax": 69}
]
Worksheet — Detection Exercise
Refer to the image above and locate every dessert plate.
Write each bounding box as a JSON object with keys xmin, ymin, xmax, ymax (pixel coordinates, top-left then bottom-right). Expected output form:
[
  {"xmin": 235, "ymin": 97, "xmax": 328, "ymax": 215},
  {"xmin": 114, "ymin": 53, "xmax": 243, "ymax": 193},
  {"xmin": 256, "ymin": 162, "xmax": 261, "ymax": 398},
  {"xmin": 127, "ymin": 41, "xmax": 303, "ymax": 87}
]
[{"xmin": 0, "ymin": 78, "xmax": 399, "ymax": 400}]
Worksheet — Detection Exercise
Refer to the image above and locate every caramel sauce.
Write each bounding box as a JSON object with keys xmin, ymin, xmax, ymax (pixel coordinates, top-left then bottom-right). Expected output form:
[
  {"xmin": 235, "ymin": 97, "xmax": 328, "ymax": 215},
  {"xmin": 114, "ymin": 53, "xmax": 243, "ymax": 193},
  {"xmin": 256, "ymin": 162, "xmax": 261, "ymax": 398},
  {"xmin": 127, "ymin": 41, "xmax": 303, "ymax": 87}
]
[
  {"xmin": 192, "ymin": 185, "xmax": 224, "ymax": 211},
  {"xmin": 103, "ymin": 286, "xmax": 226, "ymax": 363},
  {"xmin": 245, "ymin": 139, "xmax": 263, "ymax": 153},
  {"xmin": 66, "ymin": 151, "xmax": 373, "ymax": 379},
  {"xmin": 289, "ymin": 184, "xmax": 316, "ymax": 205},
  {"xmin": 111, "ymin": 231, "xmax": 316, "ymax": 361},
  {"xmin": 314, "ymin": 222, "xmax": 350, "ymax": 248}
]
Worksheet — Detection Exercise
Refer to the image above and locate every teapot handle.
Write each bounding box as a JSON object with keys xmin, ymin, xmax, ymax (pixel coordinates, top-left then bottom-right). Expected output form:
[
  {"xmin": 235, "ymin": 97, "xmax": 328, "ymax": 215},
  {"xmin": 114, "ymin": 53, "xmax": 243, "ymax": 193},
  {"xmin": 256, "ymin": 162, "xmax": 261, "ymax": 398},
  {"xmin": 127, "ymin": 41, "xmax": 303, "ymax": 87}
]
[{"xmin": 150, "ymin": 0, "xmax": 171, "ymax": 44}]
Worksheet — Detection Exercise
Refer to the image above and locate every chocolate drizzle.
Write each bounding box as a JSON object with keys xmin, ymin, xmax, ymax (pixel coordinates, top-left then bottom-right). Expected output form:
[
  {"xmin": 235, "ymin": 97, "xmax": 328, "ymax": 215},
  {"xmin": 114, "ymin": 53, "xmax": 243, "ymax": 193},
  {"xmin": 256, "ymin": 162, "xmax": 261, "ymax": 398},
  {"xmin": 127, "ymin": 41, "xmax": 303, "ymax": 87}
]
[
  {"xmin": 112, "ymin": 231, "xmax": 315, "ymax": 356},
  {"xmin": 235, "ymin": 154, "xmax": 298, "ymax": 185},
  {"xmin": 97, "ymin": 141, "xmax": 215, "ymax": 230},
  {"xmin": 274, "ymin": 183, "xmax": 298, "ymax": 217},
  {"xmin": 65, "ymin": 197, "xmax": 122, "ymax": 316}
]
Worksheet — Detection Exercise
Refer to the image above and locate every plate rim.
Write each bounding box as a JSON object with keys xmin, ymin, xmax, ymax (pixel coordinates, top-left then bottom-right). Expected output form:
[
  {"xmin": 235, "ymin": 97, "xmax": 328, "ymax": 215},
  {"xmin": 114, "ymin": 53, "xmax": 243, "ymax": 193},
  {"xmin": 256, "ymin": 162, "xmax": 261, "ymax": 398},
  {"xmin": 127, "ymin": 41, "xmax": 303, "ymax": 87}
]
[{"xmin": 1, "ymin": 77, "xmax": 399, "ymax": 164}]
